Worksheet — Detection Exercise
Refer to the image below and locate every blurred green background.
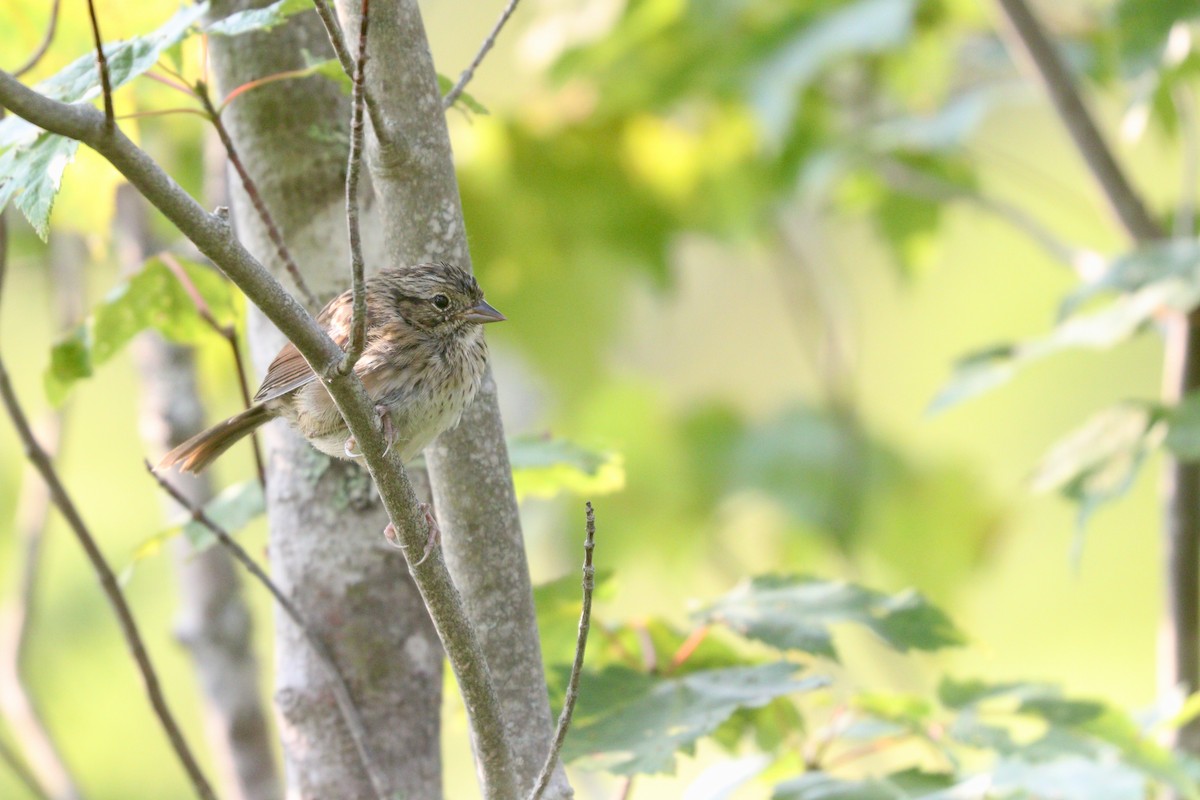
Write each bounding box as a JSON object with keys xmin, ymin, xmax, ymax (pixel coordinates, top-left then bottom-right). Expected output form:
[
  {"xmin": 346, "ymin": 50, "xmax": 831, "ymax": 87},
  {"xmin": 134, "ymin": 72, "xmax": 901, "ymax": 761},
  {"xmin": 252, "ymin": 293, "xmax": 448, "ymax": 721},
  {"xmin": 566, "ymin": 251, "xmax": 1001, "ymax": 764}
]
[{"xmin": 0, "ymin": 0, "xmax": 1187, "ymax": 797}]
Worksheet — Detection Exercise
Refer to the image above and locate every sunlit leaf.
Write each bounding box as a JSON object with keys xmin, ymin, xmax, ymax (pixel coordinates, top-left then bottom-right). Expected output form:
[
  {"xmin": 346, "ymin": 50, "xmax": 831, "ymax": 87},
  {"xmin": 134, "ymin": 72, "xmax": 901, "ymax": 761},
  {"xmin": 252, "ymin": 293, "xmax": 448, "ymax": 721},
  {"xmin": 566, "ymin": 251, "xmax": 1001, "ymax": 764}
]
[
  {"xmin": 696, "ymin": 575, "xmax": 964, "ymax": 660},
  {"xmin": 563, "ymin": 662, "xmax": 829, "ymax": 775},
  {"xmin": 44, "ymin": 256, "xmax": 234, "ymax": 404},
  {"xmin": 1061, "ymin": 239, "xmax": 1200, "ymax": 318},
  {"xmin": 0, "ymin": 133, "xmax": 79, "ymax": 240},
  {"xmin": 508, "ymin": 435, "xmax": 625, "ymax": 500},
  {"xmin": 1114, "ymin": 0, "xmax": 1200, "ymax": 75},
  {"xmin": 989, "ymin": 757, "xmax": 1149, "ymax": 800},
  {"xmin": 205, "ymin": 0, "xmax": 310, "ymax": 36},
  {"xmin": 772, "ymin": 769, "xmax": 958, "ymax": 800}
]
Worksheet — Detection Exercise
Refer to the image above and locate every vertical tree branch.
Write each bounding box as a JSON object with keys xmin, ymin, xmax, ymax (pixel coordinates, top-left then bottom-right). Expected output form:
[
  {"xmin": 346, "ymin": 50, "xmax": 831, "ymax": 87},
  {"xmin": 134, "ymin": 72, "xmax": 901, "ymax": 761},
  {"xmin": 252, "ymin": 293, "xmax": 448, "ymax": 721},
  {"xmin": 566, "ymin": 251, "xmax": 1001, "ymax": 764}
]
[
  {"xmin": 991, "ymin": 0, "xmax": 1200, "ymax": 755},
  {"xmin": 340, "ymin": 0, "xmax": 370, "ymax": 374},
  {"xmin": 443, "ymin": 0, "xmax": 521, "ymax": 110},
  {"xmin": 529, "ymin": 503, "xmax": 596, "ymax": 800},
  {"xmin": 0, "ymin": 359, "xmax": 216, "ymax": 800},
  {"xmin": 84, "ymin": 0, "xmax": 113, "ymax": 127}
]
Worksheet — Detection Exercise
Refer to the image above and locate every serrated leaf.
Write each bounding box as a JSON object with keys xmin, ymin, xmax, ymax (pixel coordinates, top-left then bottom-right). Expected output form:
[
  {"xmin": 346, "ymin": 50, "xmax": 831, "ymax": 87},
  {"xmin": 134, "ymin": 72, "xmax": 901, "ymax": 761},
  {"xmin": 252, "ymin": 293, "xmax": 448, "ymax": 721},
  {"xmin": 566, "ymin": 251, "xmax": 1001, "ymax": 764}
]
[
  {"xmin": 437, "ymin": 73, "xmax": 489, "ymax": 114},
  {"xmin": 696, "ymin": 575, "xmax": 964, "ymax": 661},
  {"xmin": 563, "ymin": 662, "xmax": 829, "ymax": 775},
  {"xmin": 508, "ymin": 435, "xmax": 625, "ymax": 500},
  {"xmin": 44, "ymin": 257, "xmax": 234, "ymax": 403},
  {"xmin": 206, "ymin": 0, "xmax": 310, "ymax": 36},
  {"xmin": 0, "ymin": 133, "xmax": 80, "ymax": 240}
]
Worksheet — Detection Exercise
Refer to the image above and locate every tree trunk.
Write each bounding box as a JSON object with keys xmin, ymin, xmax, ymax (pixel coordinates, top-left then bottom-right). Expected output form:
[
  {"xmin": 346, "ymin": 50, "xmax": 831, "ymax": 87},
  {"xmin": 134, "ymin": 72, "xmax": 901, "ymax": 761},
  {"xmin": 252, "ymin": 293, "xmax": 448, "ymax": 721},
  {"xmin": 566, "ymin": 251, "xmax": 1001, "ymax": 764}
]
[
  {"xmin": 206, "ymin": 4, "xmax": 442, "ymax": 798},
  {"xmin": 333, "ymin": 1, "xmax": 571, "ymax": 795}
]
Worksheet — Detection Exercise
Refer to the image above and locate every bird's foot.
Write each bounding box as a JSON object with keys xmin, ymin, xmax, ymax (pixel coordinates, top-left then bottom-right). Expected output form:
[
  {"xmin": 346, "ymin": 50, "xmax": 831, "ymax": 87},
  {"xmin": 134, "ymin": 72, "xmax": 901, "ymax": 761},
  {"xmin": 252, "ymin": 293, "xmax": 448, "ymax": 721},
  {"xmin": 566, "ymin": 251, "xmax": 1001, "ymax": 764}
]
[
  {"xmin": 344, "ymin": 405, "xmax": 395, "ymax": 459},
  {"xmin": 382, "ymin": 503, "xmax": 441, "ymax": 567}
]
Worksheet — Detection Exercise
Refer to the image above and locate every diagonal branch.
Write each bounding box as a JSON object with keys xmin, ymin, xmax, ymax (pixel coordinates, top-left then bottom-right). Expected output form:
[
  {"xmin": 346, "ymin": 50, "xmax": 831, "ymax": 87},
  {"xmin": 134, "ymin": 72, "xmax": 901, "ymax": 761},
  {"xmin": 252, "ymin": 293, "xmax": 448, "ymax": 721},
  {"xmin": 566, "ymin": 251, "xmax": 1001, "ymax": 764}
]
[
  {"xmin": 0, "ymin": 67, "xmax": 516, "ymax": 798},
  {"xmin": 340, "ymin": 0, "xmax": 370, "ymax": 374},
  {"xmin": 12, "ymin": 0, "xmax": 61, "ymax": 78},
  {"xmin": 992, "ymin": 0, "xmax": 1163, "ymax": 242},
  {"xmin": 197, "ymin": 83, "xmax": 319, "ymax": 308},
  {"xmin": 145, "ymin": 464, "xmax": 390, "ymax": 800},
  {"xmin": 529, "ymin": 502, "xmax": 596, "ymax": 800},
  {"xmin": 0, "ymin": 359, "xmax": 215, "ymax": 800},
  {"xmin": 443, "ymin": 0, "xmax": 520, "ymax": 110},
  {"xmin": 84, "ymin": 0, "xmax": 114, "ymax": 127}
]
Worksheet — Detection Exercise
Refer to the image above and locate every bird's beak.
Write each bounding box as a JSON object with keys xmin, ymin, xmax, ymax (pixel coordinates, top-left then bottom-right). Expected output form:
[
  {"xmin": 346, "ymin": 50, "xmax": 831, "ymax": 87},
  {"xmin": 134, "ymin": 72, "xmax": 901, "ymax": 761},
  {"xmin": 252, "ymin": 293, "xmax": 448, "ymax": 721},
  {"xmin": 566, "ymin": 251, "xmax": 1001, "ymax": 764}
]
[{"xmin": 462, "ymin": 299, "xmax": 506, "ymax": 324}]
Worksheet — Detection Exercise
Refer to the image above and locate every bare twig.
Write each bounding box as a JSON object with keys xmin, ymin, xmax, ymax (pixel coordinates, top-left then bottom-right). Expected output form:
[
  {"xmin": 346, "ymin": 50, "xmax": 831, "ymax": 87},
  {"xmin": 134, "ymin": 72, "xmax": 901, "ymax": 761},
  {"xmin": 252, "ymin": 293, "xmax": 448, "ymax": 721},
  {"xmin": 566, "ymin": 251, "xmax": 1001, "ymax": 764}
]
[
  {"xmin": 340, "ymin": 0, "xmax": 370, "ymax": 375},
  {"xmin": 529, "ymin": 503, "xmax": 596, "ymax": 800},
  {"xmin": 84, "ymin": 0, "xmax": 114, "ymax": 127},
  {"xmin": 158, "ymin": 252, "xmax": 266, "ymax": 486},
  {"xmin": 196, "ymin": 83, "xmax": 319, "ymax": 309},
  {"xmin": 443, "ymin": 0, "xmax": 520, "ymax": 110},
  {"xmin": 145, "ymin": 463, "xmax": 391, "ymax": 800},
  {"xmin": 12, "ymin": 0, "xmax": 61, "ymax": 78},
  {"xmin": 0, "ymin": 362, "xmax": 215, "ymax": 800},
  {"xmin": 993, "ymin": 0, "xmax": 1163, "ymax": 242}
]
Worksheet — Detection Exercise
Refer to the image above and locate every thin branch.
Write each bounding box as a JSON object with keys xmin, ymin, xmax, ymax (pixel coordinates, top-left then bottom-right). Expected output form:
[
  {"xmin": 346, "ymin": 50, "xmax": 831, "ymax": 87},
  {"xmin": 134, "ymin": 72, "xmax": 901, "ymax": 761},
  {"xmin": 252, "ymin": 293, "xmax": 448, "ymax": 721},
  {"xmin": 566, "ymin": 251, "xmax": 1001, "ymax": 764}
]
[
  {"xmin": 992, "ymin": 0, "xmax": 1163, "ymax": 242},
  {"xmin": 12, "ymin": 0, "xmax": 61, "ymax": 78},
  {"xmin": 0, "ymin": 361, "xmax": 215, "ymax": 800},
  {"xmin": 874, "ymin": 158, "xmax": 1105, "ymax": 279},
  {"xmin": 0, "ymin": 69, "xmax": 516, "ymax": 798},
  {"xmin": 528, "ymin": 502, "xmax": 596, "ymax": 800},
  {"xmin": 144, "ymin": 71, "xmax": 198, "ymax": 98},
  {"xmin": 340, "ymin": 0, "xmax": 370, "ymax": 375},
  {"xmin": 84, "ymin": 0, "xmax": 114, "ymax": 127},
  {"xmin": 196, "ymin": 83, "xmax": 319, "ymax": 309},
  {"xmin": 1174, "ymin": 85, "xmax": 1198, "ymax": 238},
  {"xmin": 308, "ymin": 0, "xmax": 391, "ymax": 149},
  {"xmin": 158, "ymin": 252, "xmax": 265, "ymax": 486},
  {"xmin": 443, "ymin": 0, "xmax": 520, "ymax": 110},
  {"xmin": 145, "ymin": 463, "xmax": 390, "ymax": 800}
]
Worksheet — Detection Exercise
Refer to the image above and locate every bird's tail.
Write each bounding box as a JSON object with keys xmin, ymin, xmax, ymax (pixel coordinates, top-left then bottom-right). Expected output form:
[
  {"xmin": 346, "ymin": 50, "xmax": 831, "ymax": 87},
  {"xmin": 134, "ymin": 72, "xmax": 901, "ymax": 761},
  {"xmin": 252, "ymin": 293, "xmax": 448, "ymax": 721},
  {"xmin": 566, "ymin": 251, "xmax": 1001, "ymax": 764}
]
[{"xmin": 158, "ymin": 405, "xmax": 272, "ymax": 474}]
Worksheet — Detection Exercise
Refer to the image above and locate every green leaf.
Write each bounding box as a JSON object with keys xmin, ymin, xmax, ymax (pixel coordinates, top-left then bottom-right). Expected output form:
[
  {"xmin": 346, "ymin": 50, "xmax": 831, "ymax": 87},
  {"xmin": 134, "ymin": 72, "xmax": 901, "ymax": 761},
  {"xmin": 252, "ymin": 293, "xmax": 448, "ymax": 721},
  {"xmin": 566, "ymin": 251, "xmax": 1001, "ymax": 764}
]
[
  {"xmin": 696, "ymin": 575, "xmax": 964, "ymax": 660},
  {"xmin": 438, "ymin": 74, "xmax": 489, "ymax": 115},
  {"xmin": 752, "ymin": 0, "xmax": 917, "ymax": 143},
  {"xmin": 205, "ymin": 0, "xmax": 310, "ymax": 36},
  {"xmin": 563, "ymin": 662, "xmax": 829, "ymax": 775},
  {"xmin": 1030, "ymin": 402, "xmax": 1162, "ymax": 532},
  {"xmin": 508, "ymin": 435, "xmax": 625, "ymax": 500},
  {"xmin": 44, "ymin": 257, "xmax": 234, "ymax": 403},
  {"xmin": 1114, "ymin": 0, "xmax": 1200, "ymax": 75},
  {"xmin": 533, "ymin": 569, "xmax": 614, "ymax": 667},
  {"xmin": 1060, "ymin": 239, "xmax": 1200, "ymax": 318},
  {"xmin": 0, "ymin": 133, "xmax": 80, "ymax": 240},
  {"xmin": 772, "ymin": 769, "xmax": 957, "ymax": 800},
  {"xmin": 989, "ymin": 757, "xmax": 1150, "ymax": 800},
  {"xmin": 927, "ymin": 344, "xmax": 1018, "ymax": 414}
]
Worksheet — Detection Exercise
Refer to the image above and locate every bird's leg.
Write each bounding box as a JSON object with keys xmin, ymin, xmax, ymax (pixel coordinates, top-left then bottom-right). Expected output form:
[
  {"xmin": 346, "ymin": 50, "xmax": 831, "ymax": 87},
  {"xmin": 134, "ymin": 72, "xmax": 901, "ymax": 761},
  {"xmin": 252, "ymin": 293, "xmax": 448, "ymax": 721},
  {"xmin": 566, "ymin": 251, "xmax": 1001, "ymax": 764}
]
[
  {"xmin": 344, "ymin": 404, "xmax": 395, "ymax": 459},
  {"xmin": 382, "ymin": 503, "xmax": 442, "ymax": 566}
]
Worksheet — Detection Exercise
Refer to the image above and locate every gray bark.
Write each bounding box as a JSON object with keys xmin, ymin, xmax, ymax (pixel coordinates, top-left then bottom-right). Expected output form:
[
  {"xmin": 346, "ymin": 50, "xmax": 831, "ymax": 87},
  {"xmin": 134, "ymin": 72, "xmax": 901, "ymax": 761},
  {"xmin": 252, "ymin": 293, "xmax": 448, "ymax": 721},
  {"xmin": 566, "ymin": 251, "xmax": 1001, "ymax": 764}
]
[
  {"xmin": 206, "ymin": 4, "xmax": 442, "ymax": 798},
  {"xmin": 117, "ymin": 185, "xmax": 282, "ymax": 800},
  {"xmin": 333, "ymin": 1, "xmax": 570, "ymax": 795}
]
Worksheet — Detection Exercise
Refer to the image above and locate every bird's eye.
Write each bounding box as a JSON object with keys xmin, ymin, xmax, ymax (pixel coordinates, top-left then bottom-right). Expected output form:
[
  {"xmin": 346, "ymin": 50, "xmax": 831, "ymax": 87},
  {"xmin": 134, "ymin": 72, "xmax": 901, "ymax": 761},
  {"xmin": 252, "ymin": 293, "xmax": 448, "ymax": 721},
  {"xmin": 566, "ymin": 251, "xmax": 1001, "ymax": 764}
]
[{"xmin": 432, "ymin": 294, "xmax": 451, "ymax": 310}]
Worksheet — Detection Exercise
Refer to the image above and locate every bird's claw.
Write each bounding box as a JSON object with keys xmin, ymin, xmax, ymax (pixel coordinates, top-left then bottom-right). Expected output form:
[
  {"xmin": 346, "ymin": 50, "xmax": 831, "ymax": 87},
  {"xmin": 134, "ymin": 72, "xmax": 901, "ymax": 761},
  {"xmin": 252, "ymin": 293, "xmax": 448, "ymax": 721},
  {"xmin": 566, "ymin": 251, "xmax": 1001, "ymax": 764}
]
[
  {"xmin": 344, "ymin": 406, "xmax": 394, "ymax": 459},
  {"xmin": 381, "ymin": 503, "xmax": 442, "ymax": 567}
]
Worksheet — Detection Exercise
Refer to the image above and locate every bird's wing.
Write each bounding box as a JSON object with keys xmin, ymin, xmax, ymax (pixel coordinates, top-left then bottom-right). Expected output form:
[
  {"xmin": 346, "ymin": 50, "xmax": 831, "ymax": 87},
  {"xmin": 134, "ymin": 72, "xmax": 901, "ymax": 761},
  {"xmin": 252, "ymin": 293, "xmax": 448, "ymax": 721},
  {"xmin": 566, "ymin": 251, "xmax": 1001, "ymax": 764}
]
[{"xmin": 253, "ymin": 290, "xmax": 356, "ymax": 404}]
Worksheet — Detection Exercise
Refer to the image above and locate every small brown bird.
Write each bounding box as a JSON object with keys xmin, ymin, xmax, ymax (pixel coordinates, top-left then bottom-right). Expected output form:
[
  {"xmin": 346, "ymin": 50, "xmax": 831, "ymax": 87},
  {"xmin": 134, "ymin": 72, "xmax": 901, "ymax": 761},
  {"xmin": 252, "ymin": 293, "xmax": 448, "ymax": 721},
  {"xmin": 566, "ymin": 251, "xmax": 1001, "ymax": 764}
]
[{"xmin": 160, "ymin": 262, "xmax": 505, "ymax": 473}]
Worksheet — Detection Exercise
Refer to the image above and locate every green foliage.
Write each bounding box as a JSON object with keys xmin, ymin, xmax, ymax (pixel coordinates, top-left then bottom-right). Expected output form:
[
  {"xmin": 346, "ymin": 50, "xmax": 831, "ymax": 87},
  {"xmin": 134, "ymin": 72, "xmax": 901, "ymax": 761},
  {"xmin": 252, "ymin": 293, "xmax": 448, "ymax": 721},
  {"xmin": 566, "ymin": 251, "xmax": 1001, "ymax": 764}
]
[
  {"xmin": 508, "ymin": 435, "xmax": 624, "ymax": 500},
  {"xmin": 0, "ymin": 133, "xmax": 79, "ymax": 240},
  {"xmin": 205, "ymin": 0, "xmax": 310, "ymax": 36},
  {"xmin": 45, "ymin": 256, "xmax": 236, "ymax": 405},
  {"xmin": 696, "ymin": 575, "xmax": 965, "ymax": 660}
]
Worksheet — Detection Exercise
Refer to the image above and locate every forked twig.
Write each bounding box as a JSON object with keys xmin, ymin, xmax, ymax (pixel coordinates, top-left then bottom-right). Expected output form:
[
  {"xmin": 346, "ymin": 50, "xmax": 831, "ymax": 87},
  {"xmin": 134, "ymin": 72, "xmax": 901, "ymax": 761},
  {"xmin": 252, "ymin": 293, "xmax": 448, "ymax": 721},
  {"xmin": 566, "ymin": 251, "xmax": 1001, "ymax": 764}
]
[
  {"xmin": 443, "ymin": 0, "xmax": 520, "ymax": 110},
  {"xmin": 145, "ymin": 463, "xmax": 392, "ymax": 800},
  {"xmin": 528, "ymin": 502, "xmax": 597, "ymax": 800}
]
